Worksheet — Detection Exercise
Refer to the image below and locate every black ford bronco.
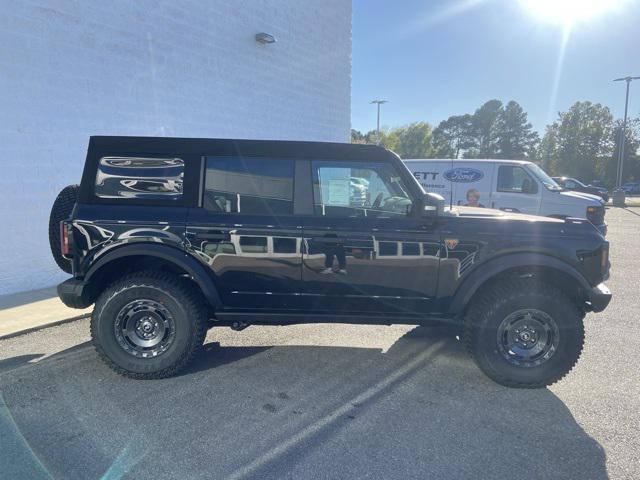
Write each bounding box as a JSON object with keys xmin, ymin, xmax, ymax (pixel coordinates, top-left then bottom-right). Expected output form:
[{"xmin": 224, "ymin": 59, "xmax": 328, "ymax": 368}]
[{"xmin": 51, "ymin": 136, "xmax": 611, "ymax": 387}]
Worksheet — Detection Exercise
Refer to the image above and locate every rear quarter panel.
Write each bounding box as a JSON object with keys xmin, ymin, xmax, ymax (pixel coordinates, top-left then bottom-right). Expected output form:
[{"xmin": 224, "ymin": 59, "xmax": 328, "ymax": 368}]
[{"xmin": 70, "ymin": 204, "xmax": 188, "ymax": 276}]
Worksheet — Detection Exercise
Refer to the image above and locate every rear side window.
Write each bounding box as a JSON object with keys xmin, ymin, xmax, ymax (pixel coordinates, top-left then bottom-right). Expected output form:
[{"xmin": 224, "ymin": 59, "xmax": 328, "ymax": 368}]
[
  {"xmin": 204, "ymin": 157, "xmax": 294, "ymax": 215},
  {"xmin": 95, "ymin": 157, "xmax": 184, "ymax": 200}
]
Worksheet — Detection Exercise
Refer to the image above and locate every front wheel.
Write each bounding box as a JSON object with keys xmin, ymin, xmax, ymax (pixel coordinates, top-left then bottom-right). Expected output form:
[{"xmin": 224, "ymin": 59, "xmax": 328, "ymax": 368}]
[
  {"xmin": 463, "ymin": 279, "xmax": 584, "ymax": 388},
  {"xmin": 91, "ymin": 271, "xmax": 207, "ymax": 379}
]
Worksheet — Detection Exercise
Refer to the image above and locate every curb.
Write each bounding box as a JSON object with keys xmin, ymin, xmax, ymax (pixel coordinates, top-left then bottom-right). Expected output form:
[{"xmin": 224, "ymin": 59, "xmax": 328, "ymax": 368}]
[{"xmin": 0, "ymin": 313, "xmax": 91, "ymax": 341}]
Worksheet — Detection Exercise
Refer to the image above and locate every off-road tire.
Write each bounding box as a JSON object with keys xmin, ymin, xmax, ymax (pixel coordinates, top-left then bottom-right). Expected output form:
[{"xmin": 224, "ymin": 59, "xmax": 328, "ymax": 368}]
[
  {"xmin": 48, "ymin": 184, "xmax": 80, "ymax": 273},
  {"xmin": 91, "ymin": 271, "xmax": 208, "ymax": 379},
  {"xmin": 463, "ymin": 278, "xmax": 584, "ymax": 388}
]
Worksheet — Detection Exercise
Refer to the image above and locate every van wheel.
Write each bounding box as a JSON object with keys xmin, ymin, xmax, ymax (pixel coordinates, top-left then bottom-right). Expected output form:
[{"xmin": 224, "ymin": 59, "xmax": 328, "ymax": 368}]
[
  {"xmin": 463, "ymin": 279, "xmax": 584, "ymax": 388},
  {"xmin": 91, "ymin": 271, "xmax": 207, "ymax": 379},
  {"xmin": 48, "ymin": 184, "xmax": 80, "ymax": 273}
]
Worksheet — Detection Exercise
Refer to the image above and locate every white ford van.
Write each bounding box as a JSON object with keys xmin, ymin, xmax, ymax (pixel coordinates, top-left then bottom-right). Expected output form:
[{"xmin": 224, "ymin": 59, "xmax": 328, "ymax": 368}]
[{"xmin": 404, "ymin": 159, "xmax": 606, "ymax": 234}]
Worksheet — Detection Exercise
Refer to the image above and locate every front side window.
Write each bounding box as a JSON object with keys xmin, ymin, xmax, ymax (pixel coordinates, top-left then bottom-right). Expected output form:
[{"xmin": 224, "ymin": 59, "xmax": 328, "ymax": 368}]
[
  {"xmin": 497, "ymin": 165, "xmax": 538, "ymax": 194},
  {"xmin": 204, "ymin": 157, "xmax": 294, "ymax": 215},
  {"xmin": 312, "ymin": 161, "xmax": 414, "ymax": 217},
  {"xmin": 95, "ymin": 157, "xmax": 184, "ymax": 200}
]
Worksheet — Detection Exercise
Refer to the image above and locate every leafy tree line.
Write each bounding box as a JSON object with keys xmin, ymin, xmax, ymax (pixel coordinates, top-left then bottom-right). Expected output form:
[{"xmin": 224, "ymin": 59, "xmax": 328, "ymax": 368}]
[{"xmin": 352, "ymin": 99, "xmax": 640, "ymax": 187}]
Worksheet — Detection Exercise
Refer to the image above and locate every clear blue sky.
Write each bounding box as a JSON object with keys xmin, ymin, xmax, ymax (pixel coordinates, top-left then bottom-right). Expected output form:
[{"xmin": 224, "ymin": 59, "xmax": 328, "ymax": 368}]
[{"xmin": 351, "ymin": 0, "xmax": 640, "ymax": 135}]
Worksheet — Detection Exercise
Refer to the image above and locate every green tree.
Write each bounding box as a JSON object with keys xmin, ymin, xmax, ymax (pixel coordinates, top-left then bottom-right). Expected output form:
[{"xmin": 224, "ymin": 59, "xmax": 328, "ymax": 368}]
[
  {"xmin": 554, "ymin": 101, "xmax": 614, "ymax": 182},
  {"xmin": 389, "ymin": 122, "xmax": 434, "ymax": 158},
  {"xmin": 466, "ymin": 99, "xmax": 503, "ymax": 158},
  {"xmin": 432, "ymin": 114, "xmax": 475, "ymax": 158},
  {"xmin": 379, "ymin": 128, "xmax": 399, "ymax": 151},
  {"xmin": 496, "ymin": 100, "xmax": 539, "ymax": 159},
  {"xmin": 537, "ymin": 123, "xmax": 559, "ymax": 172},
  {"xmin": 609, "ymin": 118, "xmax": 640, "ymax": 186},
  {"xmin": 351, "ymin": 129, "xmax": 366, "ymax": 144}
]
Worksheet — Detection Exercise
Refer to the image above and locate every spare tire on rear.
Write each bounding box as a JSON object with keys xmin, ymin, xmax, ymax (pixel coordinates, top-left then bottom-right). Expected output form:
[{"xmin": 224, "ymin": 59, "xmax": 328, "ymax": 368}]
[{"xmin": 49, "ymin": 184, "xmax": 80, "ymax": 274}]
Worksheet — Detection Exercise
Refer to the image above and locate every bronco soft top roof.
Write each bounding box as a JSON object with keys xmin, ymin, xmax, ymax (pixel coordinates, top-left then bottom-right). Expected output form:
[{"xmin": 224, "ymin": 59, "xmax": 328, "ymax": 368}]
[{"xmin": 86, "ymin": 136, "xmax": 392, "ymax": 161}]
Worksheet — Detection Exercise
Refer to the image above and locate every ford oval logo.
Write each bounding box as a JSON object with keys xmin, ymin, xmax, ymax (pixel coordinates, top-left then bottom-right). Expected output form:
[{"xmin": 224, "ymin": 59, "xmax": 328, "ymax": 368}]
[{"xmin": 443, "ymin": 167, "xmax": 484, "ymax": 183}]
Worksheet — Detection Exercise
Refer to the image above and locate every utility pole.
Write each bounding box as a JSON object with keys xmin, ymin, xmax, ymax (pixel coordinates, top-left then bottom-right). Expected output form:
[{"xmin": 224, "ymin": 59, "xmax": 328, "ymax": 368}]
[
  {"xmin": 370, "ymin": 100, "xmax": 387, "ymax": 145},
  {"xmin": 613, "ymin": 76, "xmax": 640, "ymax": 188}
]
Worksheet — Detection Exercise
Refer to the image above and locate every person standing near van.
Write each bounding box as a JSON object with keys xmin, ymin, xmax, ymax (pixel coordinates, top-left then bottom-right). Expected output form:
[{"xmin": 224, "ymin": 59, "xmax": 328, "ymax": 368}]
[{"xmin": 464, "ymin": 188, "xmax": 485, "ymax": 208}]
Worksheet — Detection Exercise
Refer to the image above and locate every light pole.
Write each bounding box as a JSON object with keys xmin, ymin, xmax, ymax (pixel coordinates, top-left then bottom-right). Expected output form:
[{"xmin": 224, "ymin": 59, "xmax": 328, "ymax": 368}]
[
  {"xmin": 613, "ymin": 76, "xmax": 640, "ymax": 188},
  {"xmin": 370, "ymin": 100, "xmax": 387, "ymax": 145}
]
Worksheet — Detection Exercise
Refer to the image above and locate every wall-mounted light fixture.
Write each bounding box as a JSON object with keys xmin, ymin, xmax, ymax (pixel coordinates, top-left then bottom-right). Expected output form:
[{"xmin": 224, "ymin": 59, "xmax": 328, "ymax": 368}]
[{"xmin": 255, "ymin": 32, "xmax": 276, "ymax": 44}]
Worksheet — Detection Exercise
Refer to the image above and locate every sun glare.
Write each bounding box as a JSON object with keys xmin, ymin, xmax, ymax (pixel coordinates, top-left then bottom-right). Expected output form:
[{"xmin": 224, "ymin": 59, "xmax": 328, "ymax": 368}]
[{"xmin": 520, "ymin": 0, "xmax": 628, "ymax": 25}]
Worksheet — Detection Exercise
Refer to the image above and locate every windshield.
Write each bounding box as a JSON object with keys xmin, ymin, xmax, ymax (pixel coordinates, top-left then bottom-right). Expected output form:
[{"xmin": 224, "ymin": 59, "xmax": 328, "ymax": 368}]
[{"xmin": 526, "ymin": 163, "xmax": 562, "ymax": 191}]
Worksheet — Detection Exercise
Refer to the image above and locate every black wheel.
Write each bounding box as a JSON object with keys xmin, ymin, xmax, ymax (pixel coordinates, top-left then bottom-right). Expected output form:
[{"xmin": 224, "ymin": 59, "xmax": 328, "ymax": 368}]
[
  {"xmin": 91, "ymin": 271, "xmax": 208, "ymax": 379},
  {"xmin": 48, "ymin": 184, "xmax": 80, "ymax": 273},
  {"xmin": 463, "ymin": 278, "xmax": 584, "ymax": 388}
]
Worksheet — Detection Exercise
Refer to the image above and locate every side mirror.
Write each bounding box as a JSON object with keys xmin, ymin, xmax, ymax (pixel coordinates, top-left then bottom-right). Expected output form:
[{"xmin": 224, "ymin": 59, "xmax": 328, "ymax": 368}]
[{"xmin": 422, "ymin": 192, "xmax": 445, "ymax": 217}]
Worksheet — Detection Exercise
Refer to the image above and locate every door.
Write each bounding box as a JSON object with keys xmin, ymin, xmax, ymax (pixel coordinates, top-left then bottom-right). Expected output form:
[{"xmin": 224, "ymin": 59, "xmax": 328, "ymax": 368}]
[
  {"xmin": 186, "ymin": 156, "xmax": 303, "ymax": 310},
  {"xmin": 490, "ymin": 164, "xmax": 541, "ymax": 214},
  {"xmin": 301, "ymin": 159, "xmax": 442, "ymax": 315}
]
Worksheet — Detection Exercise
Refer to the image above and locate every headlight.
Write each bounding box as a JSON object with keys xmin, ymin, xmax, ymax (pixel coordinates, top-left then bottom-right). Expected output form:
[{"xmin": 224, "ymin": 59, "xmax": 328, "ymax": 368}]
[{"xmin": 586, "ymin": 205, "xmax": 604, "ymax": 225}]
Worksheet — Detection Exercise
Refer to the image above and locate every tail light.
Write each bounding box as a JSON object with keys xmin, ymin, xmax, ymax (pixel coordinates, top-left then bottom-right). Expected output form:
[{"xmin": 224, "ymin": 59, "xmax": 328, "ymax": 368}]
[{"xmin": 60, "ymin": 221, "xmax": 71, "ymax": 257}]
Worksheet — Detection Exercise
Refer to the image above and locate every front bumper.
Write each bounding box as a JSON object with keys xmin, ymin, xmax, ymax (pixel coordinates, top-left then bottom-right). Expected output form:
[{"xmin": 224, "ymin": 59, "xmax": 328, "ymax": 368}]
[
  {"xmin": 57, "ymin": 278, "xmax": 94, "ymax": 309},
  {"xmin": 586, "ymin": 282, "xmax": 611, "ymax": 313}
]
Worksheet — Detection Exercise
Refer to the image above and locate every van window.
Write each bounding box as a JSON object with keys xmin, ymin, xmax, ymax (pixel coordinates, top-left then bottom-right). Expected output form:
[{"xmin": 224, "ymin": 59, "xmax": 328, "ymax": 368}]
[
  {"xmin": 497, "ymin": 166, "xmax": 537, "ymax": 194},
  {"xmin": 95, "ymin": 157, "xmax": 184, "ymax": 200},
  {"xmin": 204, "ymin": 157, "xmax": 294, "ymax": 215}
]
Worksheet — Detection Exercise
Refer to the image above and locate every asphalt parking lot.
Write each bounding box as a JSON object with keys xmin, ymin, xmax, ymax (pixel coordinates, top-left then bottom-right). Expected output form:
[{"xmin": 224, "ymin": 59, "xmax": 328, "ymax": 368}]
[{"xmin": 1, "ymin": 207, "xmax": 639, "ymax": 480}]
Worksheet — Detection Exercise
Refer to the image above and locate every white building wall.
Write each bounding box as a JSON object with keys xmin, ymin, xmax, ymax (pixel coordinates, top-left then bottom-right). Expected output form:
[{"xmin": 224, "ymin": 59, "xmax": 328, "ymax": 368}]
[{"xmin": 0, "ymin": 0, "xmax": 351, "ymax": 295}]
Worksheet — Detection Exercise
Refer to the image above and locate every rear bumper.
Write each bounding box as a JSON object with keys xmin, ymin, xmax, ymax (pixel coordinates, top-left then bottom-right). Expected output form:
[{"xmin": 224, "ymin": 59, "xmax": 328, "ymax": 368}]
[
  {"xmin": 57, "ymin": 278, "xmax": 94, "ymax": 309},
  {"xmin": 586, "ymin": 282, "xmax": 611, "ymax": 313}
]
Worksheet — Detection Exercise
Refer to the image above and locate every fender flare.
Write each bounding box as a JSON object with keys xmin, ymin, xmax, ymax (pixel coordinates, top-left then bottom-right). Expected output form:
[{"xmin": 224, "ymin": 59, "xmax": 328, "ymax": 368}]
[
  {"xmin": 447, "ymin": 252, "xmax": 591, "ymax": 315},
  {"xmin": 85, "ymin": 243, "xmax": 222, "ymax": 307}
]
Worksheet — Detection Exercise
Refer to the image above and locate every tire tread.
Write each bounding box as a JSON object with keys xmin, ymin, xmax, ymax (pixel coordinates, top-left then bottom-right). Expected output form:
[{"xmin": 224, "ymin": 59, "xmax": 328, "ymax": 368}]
[
  {"xmin": 463, "ymin": 278, "xmax": 585, "ymax": 388},
  {"xmin": 91, "ymin": 270, "xmax": 208, "ymax": 379}
]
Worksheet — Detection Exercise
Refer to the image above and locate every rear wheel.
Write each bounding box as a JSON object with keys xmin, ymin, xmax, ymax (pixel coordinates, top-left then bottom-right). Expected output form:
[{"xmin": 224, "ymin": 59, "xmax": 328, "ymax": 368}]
[
  {"xmin": 48, "ymin": 184, "xmax": 80, "ymax": 273},
  {"xmin": 463, "ymin": 279, "xmax": 584, "ymax": 388},
  {"xmin": 91, "ymin": 271, "xmax": 207, "ymax": 379}
]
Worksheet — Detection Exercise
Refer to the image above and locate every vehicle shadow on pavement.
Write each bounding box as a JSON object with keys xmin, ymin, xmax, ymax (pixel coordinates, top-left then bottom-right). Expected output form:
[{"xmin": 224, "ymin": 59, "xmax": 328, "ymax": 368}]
[
  {"xmin": 0, "ymin": 353, "xmax": 45, "ymax": 374},
  {"xmin": 0, "ymin": 326, "xmax": 608, "ymax": 480},
  {"xmin": 621, "ymin": 207, "xmax": 640, "ymax": 217}
]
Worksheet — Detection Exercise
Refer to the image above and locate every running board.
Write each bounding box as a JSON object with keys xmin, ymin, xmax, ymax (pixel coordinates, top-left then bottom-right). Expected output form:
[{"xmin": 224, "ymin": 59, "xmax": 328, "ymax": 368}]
[{"xmin": 213, "ymin": 311, "xmax": 455, "ymax": 327}]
